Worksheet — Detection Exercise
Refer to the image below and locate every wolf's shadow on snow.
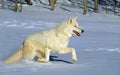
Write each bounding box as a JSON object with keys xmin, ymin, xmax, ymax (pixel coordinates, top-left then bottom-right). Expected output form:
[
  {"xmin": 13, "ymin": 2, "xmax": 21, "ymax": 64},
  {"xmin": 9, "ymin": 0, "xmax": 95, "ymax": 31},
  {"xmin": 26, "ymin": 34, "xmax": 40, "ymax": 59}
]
[
  {"xmin": 50, "ymin": 56, "xmax": 73, "ymax": 64},
  {"xmin": 34, "ymin": 56, "xmax": 73, "ymax": 64}
]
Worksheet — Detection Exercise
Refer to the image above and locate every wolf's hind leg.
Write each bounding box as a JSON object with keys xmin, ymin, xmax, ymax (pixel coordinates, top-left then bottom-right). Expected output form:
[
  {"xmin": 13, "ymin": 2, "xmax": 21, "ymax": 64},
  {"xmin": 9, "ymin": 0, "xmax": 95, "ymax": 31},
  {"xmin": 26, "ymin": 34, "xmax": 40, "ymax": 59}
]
[
  {"xmin": 36, "ymin": 50, "xmax": 45, "ymax": 62},
  {"xmin": 23, "ymin": 42, "xmax": 35, "ymax": 60},
  {"xmin": 37, "ymin": 48, "xmax": 50, "ymax": 62},
  {"xmin": 36, "ymin": 50, "xmax": 45, "ymax": 58},
  {"xmin": 59, "ymin": 48, "xmax": 77, "ymax": 62}
]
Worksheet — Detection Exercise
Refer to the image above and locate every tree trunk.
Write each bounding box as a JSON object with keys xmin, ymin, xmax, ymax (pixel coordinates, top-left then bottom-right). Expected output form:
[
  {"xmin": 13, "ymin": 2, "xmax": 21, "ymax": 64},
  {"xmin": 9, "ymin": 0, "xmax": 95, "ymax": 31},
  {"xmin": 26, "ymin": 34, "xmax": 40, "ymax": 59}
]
[
  {"xmin": 83, "ymin": 0, "xmax": 87, "ymax": 15},
  {"xmin": 19, "ymin": 0, "xmax": 22, "ymax": 12},
  {"xmin": 94, "ymin": 0, "xmax": 98, "ymax": 12},
  {"xmin": 14, "ymin": 0, "xmax": 18, "ymax": 12},
  {"xmin": 113, "ymin": 0, "xmax": 116, "ymax": 15},
  {"xmin": 105, "ymin": 0, "xmax": 107, "ymax": 14},
  {"xmin": 48, "ymin": 0, "xmax": 51, "ymax": 6},
  {"xmin": 51, "ymin": 0, "xmax": 57, "ymax": 11}
]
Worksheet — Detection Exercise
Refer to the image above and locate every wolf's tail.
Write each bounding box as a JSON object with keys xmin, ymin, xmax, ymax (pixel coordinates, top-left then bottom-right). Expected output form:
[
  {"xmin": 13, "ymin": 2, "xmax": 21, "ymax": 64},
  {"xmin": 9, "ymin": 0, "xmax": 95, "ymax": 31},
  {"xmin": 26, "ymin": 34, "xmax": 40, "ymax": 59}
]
[{"xmin": 4, "ymin": 46, "xmax": 23, "ymax": 64}]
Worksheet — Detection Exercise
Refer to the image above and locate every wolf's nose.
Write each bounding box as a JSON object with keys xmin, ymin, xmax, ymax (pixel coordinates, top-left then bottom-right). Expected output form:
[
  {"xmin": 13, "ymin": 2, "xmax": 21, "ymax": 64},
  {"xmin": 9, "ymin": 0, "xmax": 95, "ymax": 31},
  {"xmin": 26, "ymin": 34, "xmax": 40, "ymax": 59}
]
[{"xmin": 81, "ymin": 30, "xmax": 84, "ymax": 33}]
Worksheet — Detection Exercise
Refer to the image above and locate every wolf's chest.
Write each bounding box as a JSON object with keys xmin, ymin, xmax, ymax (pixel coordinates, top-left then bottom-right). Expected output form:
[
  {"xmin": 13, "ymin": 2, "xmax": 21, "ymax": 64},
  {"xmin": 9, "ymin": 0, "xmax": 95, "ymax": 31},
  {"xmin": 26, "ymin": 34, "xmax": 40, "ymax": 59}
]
[{"xmin": 48, "ymin": 38, "xmax": 69, "ymax": 51}]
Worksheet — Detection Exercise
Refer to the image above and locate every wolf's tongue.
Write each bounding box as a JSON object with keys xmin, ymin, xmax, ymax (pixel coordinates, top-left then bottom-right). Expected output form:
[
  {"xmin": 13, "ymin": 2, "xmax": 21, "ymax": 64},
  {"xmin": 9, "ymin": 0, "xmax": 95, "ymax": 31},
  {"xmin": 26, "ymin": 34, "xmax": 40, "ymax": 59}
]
[{"xmin": 73, "ymin": 30, "xmax": 80, "ymax": 36}]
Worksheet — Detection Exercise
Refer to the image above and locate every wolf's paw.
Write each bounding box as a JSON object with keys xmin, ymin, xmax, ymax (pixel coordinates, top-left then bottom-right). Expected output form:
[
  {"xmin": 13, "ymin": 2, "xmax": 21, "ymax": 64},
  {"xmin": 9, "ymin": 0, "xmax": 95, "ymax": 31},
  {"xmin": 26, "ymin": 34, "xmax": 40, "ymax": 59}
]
[
  {"xmin": 37, "ymin": 58, "xmax": 49, "ymax": 63},
  {"xmin": 72, "ymin": 58, "xmax": 77, "ymax": 62},
  {"xmin": 72, "ymin": 57, "xmax": 77, "ymax": 62}
]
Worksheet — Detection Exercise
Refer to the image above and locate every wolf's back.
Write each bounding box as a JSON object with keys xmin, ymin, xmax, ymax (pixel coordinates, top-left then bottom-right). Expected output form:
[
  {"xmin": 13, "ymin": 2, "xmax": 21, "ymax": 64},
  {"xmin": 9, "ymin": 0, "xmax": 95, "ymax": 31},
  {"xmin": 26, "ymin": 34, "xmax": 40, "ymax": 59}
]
[{"xmin": 4, "ymin": 46, "xmax": 23, "ymax": 64}]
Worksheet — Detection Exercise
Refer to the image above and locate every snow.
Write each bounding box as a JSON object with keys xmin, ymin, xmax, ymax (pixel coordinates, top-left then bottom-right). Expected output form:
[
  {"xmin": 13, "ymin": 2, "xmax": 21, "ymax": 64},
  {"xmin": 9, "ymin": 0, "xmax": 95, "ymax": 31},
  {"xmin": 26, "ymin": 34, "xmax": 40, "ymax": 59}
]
[{"xmin": 0, "ymin": 4, "xmax": 120, "ymax": 75}]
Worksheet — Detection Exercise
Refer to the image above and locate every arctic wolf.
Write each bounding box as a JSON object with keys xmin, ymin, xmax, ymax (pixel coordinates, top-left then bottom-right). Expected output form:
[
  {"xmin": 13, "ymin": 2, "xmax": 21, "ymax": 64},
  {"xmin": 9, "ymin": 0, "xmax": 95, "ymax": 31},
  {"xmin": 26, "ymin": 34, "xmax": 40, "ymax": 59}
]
[{"xmin": 4, "ymin": 16, "xmax": 84, "ymax": 64}]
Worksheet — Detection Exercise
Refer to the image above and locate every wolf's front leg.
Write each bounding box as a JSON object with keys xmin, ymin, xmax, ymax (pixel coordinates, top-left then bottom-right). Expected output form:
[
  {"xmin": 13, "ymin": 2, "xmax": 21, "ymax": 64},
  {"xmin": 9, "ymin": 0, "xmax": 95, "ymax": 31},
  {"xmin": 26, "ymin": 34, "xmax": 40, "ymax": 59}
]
[
  {"xmin": 58, "ymin": 48, "xmax": 77, "ymax": 62},
  {"xmin": 37, "ymin": 48, "xmax": 50, "ymax": 62}
]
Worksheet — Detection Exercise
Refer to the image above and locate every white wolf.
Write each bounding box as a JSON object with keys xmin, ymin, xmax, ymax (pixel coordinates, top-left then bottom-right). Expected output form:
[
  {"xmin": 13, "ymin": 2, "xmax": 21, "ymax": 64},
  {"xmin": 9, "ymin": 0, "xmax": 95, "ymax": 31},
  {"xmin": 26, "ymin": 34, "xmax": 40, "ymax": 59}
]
[{"xmin": 4, "ymin": 16, "xmax": 84, "ymax": 64}]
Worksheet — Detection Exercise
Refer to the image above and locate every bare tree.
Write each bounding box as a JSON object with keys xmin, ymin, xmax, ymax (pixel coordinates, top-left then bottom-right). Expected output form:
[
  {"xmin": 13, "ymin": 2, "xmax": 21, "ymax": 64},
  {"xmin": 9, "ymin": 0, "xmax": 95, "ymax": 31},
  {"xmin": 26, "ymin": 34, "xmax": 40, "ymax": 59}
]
[
  {"xmin": 14, "ymin": 0, "xmax": 22, "ymax": 12},
  {"xmin": 105, "ymin": 0, "xmax": 108, "ymax": 14},
  {"xmin": 48, "ymin": 0, "xmax": 51, "ymax": 6},
  {"xmin": 83, "ymin": 0, "xmax": 87, "ymax": 15},
  {"xmin": 113, "ymin": 0, "xmax": 117, "ymax": 15},
  {"xmin": 19, "ymin": 0, "xmax": 22, "ymax": 12},
  {"xmin": 94, "ymin": 0, "xmax": 98, "ymax": 12},
  {"xmin": 51, "ymin": 0, "xmax": 57, "ymax": 11},
  {"xmin": 14, "ymin": 0, "xmax": 18, "ymax": 12}
]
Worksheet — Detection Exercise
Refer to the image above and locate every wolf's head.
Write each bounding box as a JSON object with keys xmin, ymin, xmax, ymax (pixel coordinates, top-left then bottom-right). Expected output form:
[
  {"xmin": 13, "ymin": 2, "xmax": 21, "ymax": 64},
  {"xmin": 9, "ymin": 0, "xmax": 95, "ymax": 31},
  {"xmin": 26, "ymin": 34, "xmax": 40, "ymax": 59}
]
[{"xmin": 65, "ymin": 16, "xmax": 84, "ymax": 37}]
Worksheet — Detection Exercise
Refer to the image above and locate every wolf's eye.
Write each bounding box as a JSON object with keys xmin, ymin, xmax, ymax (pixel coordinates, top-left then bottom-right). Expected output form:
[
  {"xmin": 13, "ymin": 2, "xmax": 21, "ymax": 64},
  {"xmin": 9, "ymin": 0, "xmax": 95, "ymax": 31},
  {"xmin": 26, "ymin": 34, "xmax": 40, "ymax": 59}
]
[{"xmin": 74, "ymin": 26, "xmax": 77, "ymax": 27}]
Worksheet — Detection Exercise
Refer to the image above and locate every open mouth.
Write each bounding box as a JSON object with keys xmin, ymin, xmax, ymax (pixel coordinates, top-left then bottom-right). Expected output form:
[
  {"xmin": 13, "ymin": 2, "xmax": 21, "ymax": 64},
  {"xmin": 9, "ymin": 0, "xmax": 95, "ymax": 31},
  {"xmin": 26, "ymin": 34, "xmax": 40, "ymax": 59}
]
[{"xmin": 73, "ymin": 30, "xmax": 80, "ymax": 36}]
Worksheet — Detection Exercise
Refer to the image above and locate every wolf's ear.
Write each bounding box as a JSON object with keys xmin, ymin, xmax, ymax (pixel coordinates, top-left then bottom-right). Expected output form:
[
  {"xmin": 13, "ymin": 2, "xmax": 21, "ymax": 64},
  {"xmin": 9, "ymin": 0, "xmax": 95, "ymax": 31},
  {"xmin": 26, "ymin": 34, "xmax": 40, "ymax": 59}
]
[
  {"xmin": 67, "ymin": 16, "xmax": 77, "ymax": 24},
  {"xmin": 67, "ymin": 18, "xmax": 73, "ymax": 24},
  {"xmin": 74, "ymin": 16, "xmax": 77, "ymax": 20}
]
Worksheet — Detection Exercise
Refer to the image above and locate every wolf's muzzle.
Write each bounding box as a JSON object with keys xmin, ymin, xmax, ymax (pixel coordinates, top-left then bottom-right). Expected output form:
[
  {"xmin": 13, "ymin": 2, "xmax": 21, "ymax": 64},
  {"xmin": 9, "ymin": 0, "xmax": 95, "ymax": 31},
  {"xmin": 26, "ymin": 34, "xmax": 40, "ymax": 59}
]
[{"xmin": 73, "ymin": 29, "xmax": 84, "ymax": 36}]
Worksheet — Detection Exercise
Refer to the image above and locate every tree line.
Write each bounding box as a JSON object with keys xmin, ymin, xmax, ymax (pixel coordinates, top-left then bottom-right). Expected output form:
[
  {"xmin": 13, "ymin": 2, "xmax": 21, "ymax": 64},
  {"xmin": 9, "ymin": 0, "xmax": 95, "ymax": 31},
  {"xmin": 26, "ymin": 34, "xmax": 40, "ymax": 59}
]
[
  {"xmin": 83, "ymin": 0, "xmax": 117, "ymax": 15},
  {"xmin": 0, "ymin": 0, "xmax": 118, "ymax": 15}
]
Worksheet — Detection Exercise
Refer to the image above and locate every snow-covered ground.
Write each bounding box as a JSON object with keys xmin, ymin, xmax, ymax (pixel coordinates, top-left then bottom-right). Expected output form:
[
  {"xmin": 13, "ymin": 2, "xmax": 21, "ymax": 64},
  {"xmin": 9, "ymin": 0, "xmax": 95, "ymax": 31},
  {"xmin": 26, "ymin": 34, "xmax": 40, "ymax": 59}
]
[{"xmin": 0, "ymin": 5, "xmax": 120, "ymax": 75}]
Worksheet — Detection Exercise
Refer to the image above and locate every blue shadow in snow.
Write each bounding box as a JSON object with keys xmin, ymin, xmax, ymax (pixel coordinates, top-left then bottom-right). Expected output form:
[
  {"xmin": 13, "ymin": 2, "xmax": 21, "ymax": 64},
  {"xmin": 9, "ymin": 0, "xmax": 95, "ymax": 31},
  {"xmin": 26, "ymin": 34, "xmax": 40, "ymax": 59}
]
[{"xmin": 50, "ymin": 56, "xmax": 73, "ymax": 64}]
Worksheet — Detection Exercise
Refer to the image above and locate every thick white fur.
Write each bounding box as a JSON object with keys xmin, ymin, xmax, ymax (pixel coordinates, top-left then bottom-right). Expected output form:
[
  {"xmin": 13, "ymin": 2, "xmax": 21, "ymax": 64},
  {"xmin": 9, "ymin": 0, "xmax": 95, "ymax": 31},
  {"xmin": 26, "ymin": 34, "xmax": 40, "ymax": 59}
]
[{"xmin": 4, "ymin": 16, "xmax": 83, "ymax": 63}]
